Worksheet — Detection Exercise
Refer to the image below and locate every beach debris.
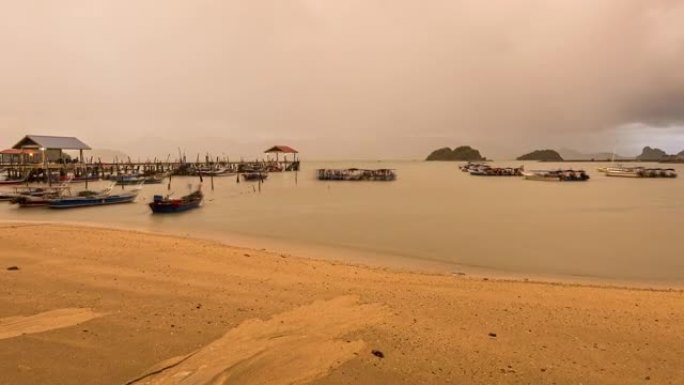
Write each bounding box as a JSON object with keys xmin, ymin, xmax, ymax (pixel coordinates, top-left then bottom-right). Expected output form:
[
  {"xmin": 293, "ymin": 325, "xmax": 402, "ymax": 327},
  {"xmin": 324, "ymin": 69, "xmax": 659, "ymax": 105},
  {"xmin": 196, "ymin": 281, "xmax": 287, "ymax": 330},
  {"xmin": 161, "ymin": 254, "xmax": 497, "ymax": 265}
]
[
  {"xmin": 488, "ymin": 332, "xmax": 497, "ymax": 338},
  {"xmin": 6, "ymin": 266, "xmax": 20, "ymax": 271},
  {"xmin": 372, "ymin": 350, "xmax": 385, "ymax": 359}
]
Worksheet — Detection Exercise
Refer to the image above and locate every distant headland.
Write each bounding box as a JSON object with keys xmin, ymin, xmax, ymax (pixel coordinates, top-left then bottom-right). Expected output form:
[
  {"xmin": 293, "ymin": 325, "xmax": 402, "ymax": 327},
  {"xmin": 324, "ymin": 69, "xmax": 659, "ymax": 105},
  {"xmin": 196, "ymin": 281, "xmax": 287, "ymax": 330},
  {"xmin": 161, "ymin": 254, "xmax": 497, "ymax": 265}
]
[
  {"xmin": 516, "ymin": 149, "xmax": 563, "ymax": 161},
  {"xmin": 517, "ymin": 146, "xmax": 684, "ymax": 162},
  {"xmin": 425, "ymin": 146, "xmax": 486, "ymax": 161}
]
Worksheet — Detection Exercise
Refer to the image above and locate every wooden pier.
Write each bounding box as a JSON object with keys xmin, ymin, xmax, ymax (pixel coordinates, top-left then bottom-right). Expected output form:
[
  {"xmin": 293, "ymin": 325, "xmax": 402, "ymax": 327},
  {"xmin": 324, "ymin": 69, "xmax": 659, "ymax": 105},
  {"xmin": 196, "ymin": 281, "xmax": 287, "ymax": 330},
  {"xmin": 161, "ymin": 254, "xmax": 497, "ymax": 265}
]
[{"xmin": 0, "ymin": 159, "xmax": 300, "ymax": 184}]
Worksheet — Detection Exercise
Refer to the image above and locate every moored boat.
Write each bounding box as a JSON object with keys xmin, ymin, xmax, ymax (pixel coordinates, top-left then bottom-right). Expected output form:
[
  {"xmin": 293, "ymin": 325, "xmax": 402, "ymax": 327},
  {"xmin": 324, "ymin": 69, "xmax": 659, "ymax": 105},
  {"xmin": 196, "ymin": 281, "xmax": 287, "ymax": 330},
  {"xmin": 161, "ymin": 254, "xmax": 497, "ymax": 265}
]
[
  {"xmin": 115, "ymin": 174, "xmax": 165, "ymax": 185},
  {"xmin": 0, "ymin": 176, "xmax": 29, "ymax": 186},
  {"xmin": 459, "ymin": 162, "xmax": 487, "ymax": 173},
  {"xmin": 469, "ymin": 165, "xmax": 524, "ymax": 176},
  {"xmin": 48, "ymin": 184, "xmax": 142, "ymax": 209},
  {"xmin": 149, "ymin": 186, "xmax": 203, "ymax": 213},
  {"xmin": 605, "ymin": 167, "xmax": 677, "ymax": 178},
  {"xmin": 11, "ymin": 184, "xmax": 73, "ymax": 208},
  {"xmin": 317, "ymin": 168, "xmax": 397, "ymax": 181},
  {"xmin": 522, "ymin": 169, "xmax": 590, "ymax": 182},
  {"xmin": 241, "ymin": 172, "xmax": 269, "ymax": 181}
]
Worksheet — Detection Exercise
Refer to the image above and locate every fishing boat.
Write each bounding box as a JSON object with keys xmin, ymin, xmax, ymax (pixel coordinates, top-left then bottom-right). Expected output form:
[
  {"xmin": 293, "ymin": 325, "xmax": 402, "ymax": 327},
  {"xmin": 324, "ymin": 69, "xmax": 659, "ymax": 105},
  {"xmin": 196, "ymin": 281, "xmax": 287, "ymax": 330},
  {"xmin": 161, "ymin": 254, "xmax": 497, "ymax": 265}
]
[
  {"xmin": 241, "ymin": 172, "xmax": 269, "ymax": 181},
  {"xmin": 190, "ymin": 166, "xmax": 234, "ymax": 177},
  {"xmin": 149, "ymin": 186, "xmax": 203, "ymax": 213},
  {"xmin": 522, "ymin": 169, "xmax": 590, "ymax": 182},
  {"xmin": 0, "ymin": 176, "xmax": 29, "ymax": 186},
  {"xmin": 11, "ymin": 184, "xmax": 73, "ymax": 208},
  {"xmin": 605, "ymin": 167, "xmax": 677, "ymax": 178},
  {"xmin": 459, "ymin": 162, "xmax": 487, "ymax": 173},
  {"xmin": 48, "ymin": 184, "xmax": 142, "ymax": 209},
  {"xmin": 469, "ymin": 165, "xmax": 524, "ymax": 176},
  {"xmin": 1, "ymin": 185, "xmax": 59, "ymax": 201},
  {"xmin": 115, "ymin": 174, "xmax": 164, "ymax": 186},
  {"xmin": 317, "ymin": 168, "xmax": 397, "ymax": 181}
]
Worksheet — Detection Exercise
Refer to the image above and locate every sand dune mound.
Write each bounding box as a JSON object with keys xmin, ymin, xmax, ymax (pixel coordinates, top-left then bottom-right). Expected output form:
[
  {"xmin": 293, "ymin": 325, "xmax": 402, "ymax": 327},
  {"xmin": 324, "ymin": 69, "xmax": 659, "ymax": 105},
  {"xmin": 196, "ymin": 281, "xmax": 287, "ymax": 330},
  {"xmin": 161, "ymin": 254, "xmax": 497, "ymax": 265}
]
[{"xmin": 127, "ymin": 296, "xmax": 386, "ymax": 385}]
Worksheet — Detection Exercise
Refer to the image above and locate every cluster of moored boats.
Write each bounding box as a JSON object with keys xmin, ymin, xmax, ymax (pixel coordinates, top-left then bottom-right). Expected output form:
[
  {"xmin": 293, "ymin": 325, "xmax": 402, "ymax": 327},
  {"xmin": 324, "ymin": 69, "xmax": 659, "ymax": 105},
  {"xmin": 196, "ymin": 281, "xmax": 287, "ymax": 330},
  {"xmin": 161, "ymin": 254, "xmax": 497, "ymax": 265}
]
[
  {"xmin": 317, "ymin": 168, "xmax": 397, "ymax": 181},
  {"xmin": 460, "ymin": 163, "xmax": 589, "ymax": 181},
  {"xmin": 0, "ymin": 181, "xmax": 205, "ymax": 213},
  {"xmin": 460, "ymin": 162, "xmax": 678, "ymax": 181}
]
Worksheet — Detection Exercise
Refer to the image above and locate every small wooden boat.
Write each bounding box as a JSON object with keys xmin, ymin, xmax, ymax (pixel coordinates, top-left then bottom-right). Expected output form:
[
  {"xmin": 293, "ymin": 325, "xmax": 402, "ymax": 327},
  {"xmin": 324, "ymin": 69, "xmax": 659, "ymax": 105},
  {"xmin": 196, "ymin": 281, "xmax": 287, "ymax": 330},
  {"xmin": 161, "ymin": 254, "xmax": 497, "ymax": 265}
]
[
  {"xmin": 241, "ymin": 172, "xmax": 268, "ymax": 181},
  {"xmin": 48, "ymin": 184, "xmax": 141, "ymax": 209},
  {"xmin": 469, "ymin": 165, "xmax": 524, "ymax": 176},
  {"xmin": 0, "ymin": 176, "xmax": 29, "ymax": 186},
  {"xmin": 605, "ymin": 167, "xmax": 677, "ymax": 178},
  {"xmin": 192, "ymin": 166, "xmax": 235, "ymax": 177},
  {"xmin": 115, "ymin": 174, "xmax": 164, "ymax": 186},
  {"xmin": 149, "ymin": 186, "xmax": 203, "ymax": 213},
  {"xmin": 459, "ymin": 162, "xmax": 487, "ymax": 173},
  {"xmin": 2, "ymin": 186, "xmax": 57, "ymax": 201},
  {"xmin": 11, "ymin": 185, "xmax": 73, "ymax": 208},
  {"xmin": 317, "ymin": 168, "xmax": 397, "ymax": 181},
  {"xmin": 522, "ymin": 169, "xmax": 590, "ymax": 182}
]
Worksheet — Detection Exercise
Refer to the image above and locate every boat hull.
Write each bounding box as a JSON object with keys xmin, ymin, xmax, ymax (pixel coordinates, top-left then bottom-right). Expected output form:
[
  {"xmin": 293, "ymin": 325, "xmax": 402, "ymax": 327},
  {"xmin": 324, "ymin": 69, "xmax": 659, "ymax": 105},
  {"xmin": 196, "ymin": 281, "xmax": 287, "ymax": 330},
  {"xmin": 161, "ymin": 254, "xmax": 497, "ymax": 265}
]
[
  {"xmin": 149, "ymin": 201, "xmax": 201, "ymax": 213},
  {"xmin": 49, "ymin": 194, "xmax": 138, "ymax": 209}
]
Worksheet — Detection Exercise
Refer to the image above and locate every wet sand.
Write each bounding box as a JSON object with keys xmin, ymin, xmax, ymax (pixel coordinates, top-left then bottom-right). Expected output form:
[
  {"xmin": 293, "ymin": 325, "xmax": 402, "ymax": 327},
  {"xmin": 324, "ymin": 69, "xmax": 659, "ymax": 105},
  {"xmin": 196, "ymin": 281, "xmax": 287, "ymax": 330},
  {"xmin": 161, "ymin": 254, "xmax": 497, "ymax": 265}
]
[{"xmin": 0, "ymin": 223, "xmax": 683, "ymax": 385}]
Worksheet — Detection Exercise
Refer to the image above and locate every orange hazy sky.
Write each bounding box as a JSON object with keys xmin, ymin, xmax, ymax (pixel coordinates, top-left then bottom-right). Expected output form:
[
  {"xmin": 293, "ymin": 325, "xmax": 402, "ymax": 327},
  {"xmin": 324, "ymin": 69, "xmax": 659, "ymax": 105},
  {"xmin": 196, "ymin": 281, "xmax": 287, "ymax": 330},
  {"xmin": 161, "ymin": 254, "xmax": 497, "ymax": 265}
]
[{"xmin": 1, "ymin": 0, "xmax": 683, "ymax": 159}]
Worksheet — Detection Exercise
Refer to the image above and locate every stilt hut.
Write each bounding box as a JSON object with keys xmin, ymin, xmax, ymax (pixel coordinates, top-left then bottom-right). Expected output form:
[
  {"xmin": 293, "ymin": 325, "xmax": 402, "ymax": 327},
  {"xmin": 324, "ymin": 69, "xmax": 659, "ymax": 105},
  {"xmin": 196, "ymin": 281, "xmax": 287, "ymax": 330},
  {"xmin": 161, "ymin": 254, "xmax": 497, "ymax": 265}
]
[{"xmin": 264, "ymin": 145, "xmax": 299, "ymax": 172}]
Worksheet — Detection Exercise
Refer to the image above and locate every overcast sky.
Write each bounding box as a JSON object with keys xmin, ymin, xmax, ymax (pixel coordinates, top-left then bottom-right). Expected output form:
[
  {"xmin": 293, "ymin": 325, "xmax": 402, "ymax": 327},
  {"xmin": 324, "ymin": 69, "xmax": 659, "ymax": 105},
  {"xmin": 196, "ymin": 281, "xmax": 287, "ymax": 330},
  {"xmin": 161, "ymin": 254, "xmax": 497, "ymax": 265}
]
[{"xmin": 1, "ymin": 0, "xmax": 683, "ymax": 159}]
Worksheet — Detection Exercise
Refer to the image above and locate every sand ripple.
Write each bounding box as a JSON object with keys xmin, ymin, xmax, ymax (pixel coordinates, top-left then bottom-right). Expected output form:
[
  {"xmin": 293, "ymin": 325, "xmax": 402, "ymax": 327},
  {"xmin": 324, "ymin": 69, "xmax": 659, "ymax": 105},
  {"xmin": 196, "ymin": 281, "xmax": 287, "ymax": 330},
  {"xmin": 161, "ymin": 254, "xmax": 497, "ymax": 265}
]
[{"xmin": 0, "ymin": 308, "xmax": 102, "ymax": 340}]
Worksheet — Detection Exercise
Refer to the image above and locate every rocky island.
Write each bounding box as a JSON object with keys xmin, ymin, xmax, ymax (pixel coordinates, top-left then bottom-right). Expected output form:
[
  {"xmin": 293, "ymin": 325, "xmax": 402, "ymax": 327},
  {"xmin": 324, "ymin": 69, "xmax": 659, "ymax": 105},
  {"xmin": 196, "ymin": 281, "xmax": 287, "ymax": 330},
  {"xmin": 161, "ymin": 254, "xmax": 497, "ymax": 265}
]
[
  {"xmin": 636, "ymin": 146, "xmax": 669, "ymax": 161},
  {"xmin": 516, "ymin": 149, "xmax": 563, "ymax": 161},
  {"xmin": 425, "ymin": 146, "xmax": 485, "ymax": 161}
]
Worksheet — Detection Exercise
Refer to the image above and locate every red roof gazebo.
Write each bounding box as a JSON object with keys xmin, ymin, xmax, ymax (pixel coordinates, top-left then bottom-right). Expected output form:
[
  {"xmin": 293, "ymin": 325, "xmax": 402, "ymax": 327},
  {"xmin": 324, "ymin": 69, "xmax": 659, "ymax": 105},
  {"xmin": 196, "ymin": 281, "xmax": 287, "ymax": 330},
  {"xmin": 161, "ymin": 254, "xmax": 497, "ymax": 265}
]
[{"xmin": 264, "ymin": 145, "xmax": 299, "ymax": 161}]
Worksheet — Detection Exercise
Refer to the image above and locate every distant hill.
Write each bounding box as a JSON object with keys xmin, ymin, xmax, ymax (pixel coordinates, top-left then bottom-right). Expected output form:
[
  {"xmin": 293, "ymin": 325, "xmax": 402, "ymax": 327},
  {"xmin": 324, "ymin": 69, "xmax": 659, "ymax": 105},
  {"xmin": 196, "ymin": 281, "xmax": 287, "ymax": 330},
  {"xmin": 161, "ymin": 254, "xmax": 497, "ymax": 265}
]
[
  {"xmin": 517, "ymin": 149, "xmax": 563, "ymax": 161},
  {"xmin": 636, "ymin": 146, "xmax": 668, "ymax": 161},
  {"xmin": 558, "ymin": 148, "xmax": 632, "ymax": 161},
  {"xmin": 84, "ymin": 149, "xmax": 130, "ymax": 163},
  {"xmin": 426, "ymin": 146, "xmax": 485, "ymax": 161}
]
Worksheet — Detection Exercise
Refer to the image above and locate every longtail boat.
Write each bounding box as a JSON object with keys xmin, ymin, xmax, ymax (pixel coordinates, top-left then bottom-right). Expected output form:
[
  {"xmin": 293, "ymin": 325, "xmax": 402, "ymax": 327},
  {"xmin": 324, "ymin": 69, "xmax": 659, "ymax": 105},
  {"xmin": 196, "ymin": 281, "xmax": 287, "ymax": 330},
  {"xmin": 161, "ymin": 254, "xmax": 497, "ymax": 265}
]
[
  {"xmin": 317, "ymin": 168, "xmax": 396, "ymax": 181},
  {"xmin": 469, "ymin": 165, "xmax": 524, "ymax": 176},
  {"xmin": 115, "ymin": 174, "xmax": 165, "ymax": 186},
  {"xmin": 48, "ymin": 183, "xmax": 141, "ymax": 209},
  {"xmin": 149, "ymin": 185, "xmax": 203, "ymax": 214},
  {"xmin": 522, "ymin": 169, "xmax": 590, "ymax": 182},
  {"xmin": 11, "ymin": 184, "xmax": 73, "ymax": 208},
  {"xmin": 241, "ymin": 172, "xmax": 268, "ymax": 181},
  {"xmin": 605, "ymin": 167, "xmax": 677, "ymax": 178}
]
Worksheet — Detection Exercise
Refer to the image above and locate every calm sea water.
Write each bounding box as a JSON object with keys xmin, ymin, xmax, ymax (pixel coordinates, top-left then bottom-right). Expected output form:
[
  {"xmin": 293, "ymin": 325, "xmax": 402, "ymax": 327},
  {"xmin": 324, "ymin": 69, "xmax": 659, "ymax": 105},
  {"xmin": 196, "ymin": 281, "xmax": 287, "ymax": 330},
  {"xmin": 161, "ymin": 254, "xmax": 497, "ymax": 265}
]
[{"xmin": 2, "ymin": 161, "xmax": 684, "ymax": 283}]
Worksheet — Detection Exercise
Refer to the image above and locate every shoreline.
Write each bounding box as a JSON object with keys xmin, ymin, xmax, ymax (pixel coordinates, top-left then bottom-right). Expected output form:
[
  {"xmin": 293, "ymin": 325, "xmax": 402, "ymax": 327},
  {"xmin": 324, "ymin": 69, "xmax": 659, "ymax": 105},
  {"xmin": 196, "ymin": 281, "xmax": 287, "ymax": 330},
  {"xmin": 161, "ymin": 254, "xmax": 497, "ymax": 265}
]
[
  {"xmin": 1, "ymin": 222, "xmax": 683, "ymax": 384},
  {"xmin": 2, "ymin": 219, "xmax": 682, "ymax": 291}
]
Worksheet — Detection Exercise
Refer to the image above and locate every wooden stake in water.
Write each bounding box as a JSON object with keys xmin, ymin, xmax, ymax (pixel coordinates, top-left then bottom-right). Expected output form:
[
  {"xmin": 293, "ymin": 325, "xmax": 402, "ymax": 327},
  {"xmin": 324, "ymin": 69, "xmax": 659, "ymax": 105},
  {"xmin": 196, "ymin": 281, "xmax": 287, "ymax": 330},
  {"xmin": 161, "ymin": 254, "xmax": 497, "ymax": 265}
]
[{"xmin": 211, "ymin": 174, "xmax": 214, "ymax": 191}]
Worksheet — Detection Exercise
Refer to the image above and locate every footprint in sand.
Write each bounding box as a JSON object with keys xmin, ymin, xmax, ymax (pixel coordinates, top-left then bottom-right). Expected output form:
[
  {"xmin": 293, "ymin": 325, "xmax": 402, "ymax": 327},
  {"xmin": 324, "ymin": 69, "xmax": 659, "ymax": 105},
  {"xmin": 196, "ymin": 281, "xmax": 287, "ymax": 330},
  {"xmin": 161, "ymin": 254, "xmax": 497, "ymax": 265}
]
[
  {"xmin": 0, "ymin": 308, "xmax": 102, "ymax": 340},
  {"xmin": 126, "ymin": 295, "xmax": 387, "ymax": 385}
]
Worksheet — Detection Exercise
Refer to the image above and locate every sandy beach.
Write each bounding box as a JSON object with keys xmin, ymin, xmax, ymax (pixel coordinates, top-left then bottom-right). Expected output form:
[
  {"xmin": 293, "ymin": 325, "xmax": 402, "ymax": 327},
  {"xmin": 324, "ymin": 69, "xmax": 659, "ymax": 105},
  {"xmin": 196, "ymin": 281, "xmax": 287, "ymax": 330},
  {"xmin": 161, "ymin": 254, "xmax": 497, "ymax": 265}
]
[{"xmin": 1, "ymin": 223, "xmax": 683, "ymax": 385}]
